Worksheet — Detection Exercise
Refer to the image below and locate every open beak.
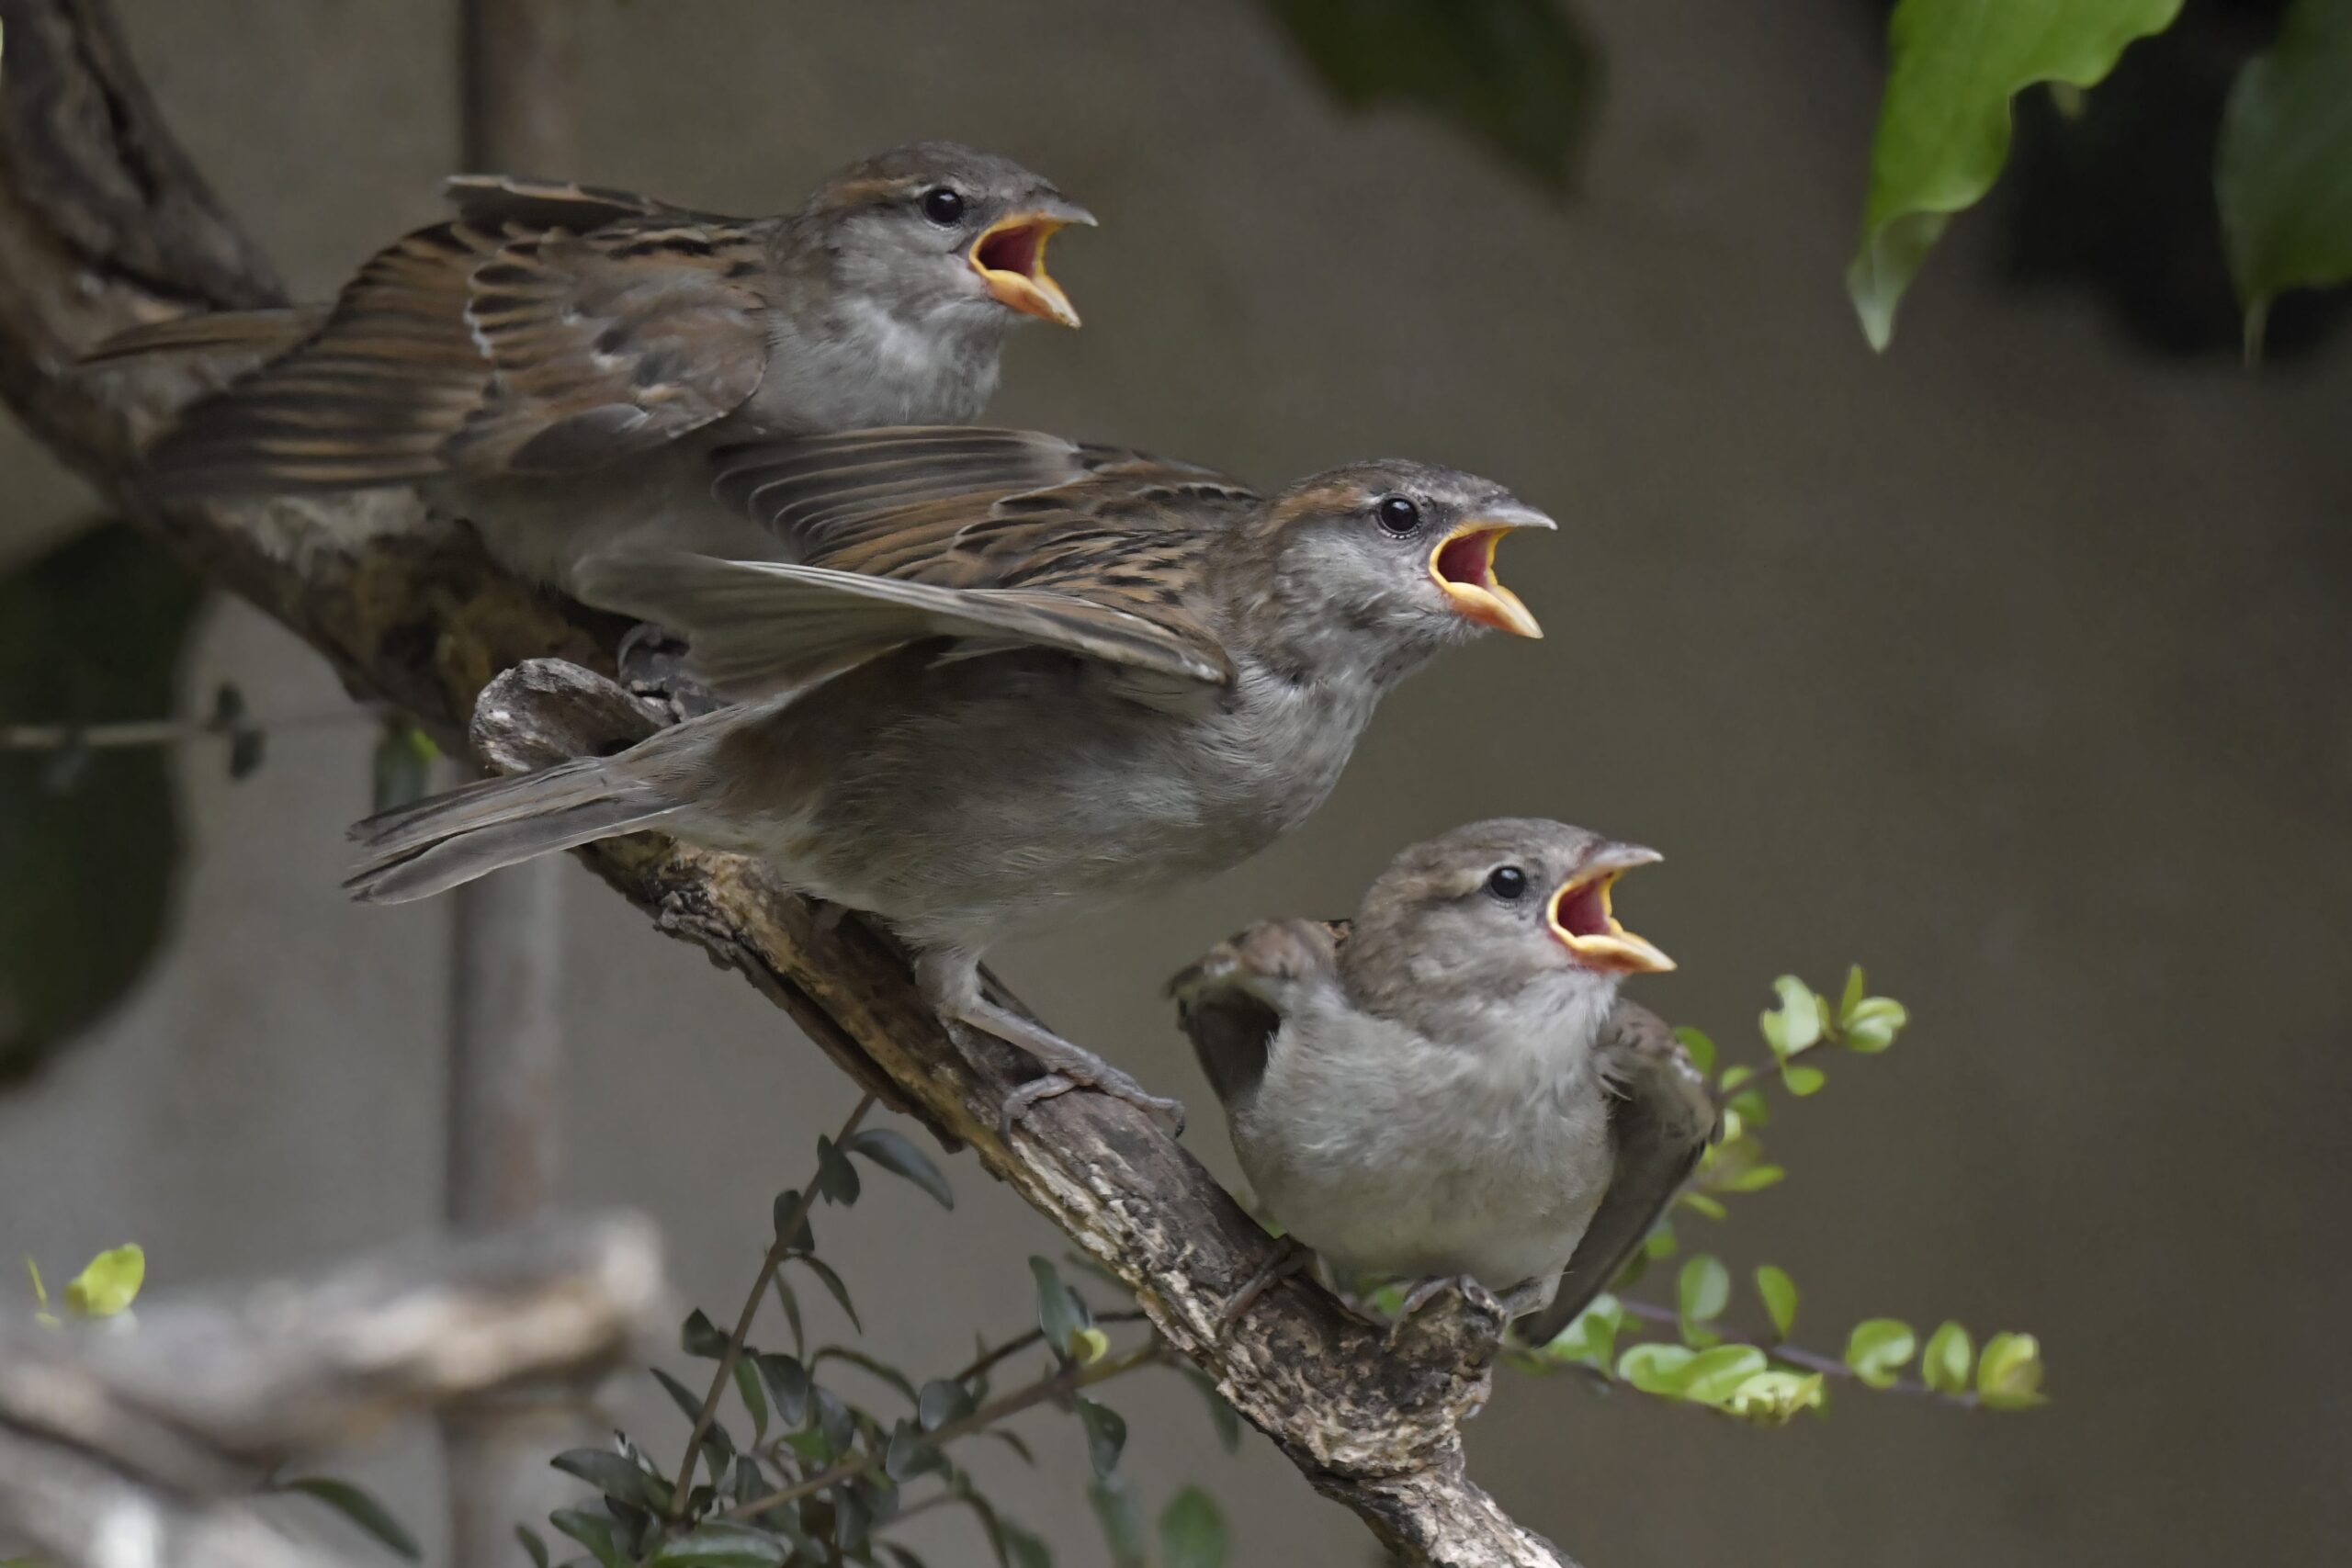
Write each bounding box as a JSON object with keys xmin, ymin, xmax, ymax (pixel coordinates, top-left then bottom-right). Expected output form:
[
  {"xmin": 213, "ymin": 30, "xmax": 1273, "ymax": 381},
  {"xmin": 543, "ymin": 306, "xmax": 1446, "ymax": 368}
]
[
  {"xmin": 968, "ymin": 202, "xmax": 1093, "ymax": 328},
  {"xmin": 1429, "ymin": 504, "xmax": 1554, "ymax": 638},
  {"xmin": 1547, "ymin": 843, "xmax": 1675, "ymax": 974}
]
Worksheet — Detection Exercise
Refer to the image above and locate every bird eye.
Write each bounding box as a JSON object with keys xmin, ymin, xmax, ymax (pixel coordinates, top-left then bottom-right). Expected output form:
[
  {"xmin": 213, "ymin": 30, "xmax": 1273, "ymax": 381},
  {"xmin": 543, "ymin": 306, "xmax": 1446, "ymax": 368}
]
[
  {"xmin": 1486, "ymin": 865, "xmax": 1529, "ymax": 901},
  {"xmin": 920, "ymin": 187, "xmax": 967, "ymax": 226},
  {"xmin": 1375, "ymin": 495, "xmax": 1422, "ymax": 535}
]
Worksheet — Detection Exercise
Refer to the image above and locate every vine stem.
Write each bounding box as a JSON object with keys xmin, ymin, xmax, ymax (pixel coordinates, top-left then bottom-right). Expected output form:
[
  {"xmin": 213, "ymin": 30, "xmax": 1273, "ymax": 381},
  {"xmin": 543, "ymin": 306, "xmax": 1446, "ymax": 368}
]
[
  {"xmin": 950, "ymin": 1307, "xmax": 1150, "ymax": 1385},
  {"xmin": 669, "ymin": 1093, "xmax": 876, "ymax": 1512},
  {"xmin": 726, "ymin": 1337, "xmax": 1169, "ymax": 1521}
]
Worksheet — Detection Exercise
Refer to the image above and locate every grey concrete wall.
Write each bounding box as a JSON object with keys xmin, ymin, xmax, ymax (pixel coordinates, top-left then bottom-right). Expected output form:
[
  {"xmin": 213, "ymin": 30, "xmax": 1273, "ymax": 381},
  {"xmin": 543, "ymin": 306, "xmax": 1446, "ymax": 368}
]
[{"xmin": 4, "ymin": 2, "xmax": 2346, "ymax": 1564}]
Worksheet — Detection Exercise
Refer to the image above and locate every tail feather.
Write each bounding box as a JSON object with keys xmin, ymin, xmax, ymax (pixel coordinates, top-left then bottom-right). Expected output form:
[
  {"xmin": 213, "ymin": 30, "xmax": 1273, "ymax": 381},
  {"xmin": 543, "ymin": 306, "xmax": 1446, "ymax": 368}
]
[
  {"xmin": 79, "ymin": 307, "xmax": 329, "ymax": 367},
  {"xmin": 346, "ymin": 756, "xmax": 682, "ymax": 904}
]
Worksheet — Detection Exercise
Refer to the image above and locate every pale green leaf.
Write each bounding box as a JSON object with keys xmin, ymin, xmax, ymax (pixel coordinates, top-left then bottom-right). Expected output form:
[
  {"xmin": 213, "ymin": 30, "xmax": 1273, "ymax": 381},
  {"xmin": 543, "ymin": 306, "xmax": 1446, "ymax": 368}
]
[
  {"xmin": 1677, "ymin": 1256, "xmax": 1730, "ymax": 1325},
  {"xmin": 1781, "ymin": 1064, "xmax": 1826, "ymax": 1097},
  {"xmin": 1838, "ymin": 965, "xmax": 1867, "ymax": 1025},
  {"xmin": 1842, "ymin": 997, "xmax": 1908, "ymax": 1053},
  {"xmin": 1843, "ymin": 1317, "xmax": 1918, "ymax": 1388},
  {"xmin": 1923, "ymin": 1320, "xmax": 1974, "ymax": 1395},
  {"xmin": 1755, "ymin": 1265, "xmax": 1799, "ymax": 1338},
  {"xmin": 1761, "ymin": 976, "xmax": 1822, "ymax": 1057},
  {"xmin": 1672, "ymin": 1026, "xmax": 1715, "ymax": 1076},
  {"xmin": 64, "ymin": 1245, "xmax": 143, "ymax": 1319},
  {"xmin": 1848, "ymin": 0, "xmax": 2185, "ymax": 350},
  {"xmin": 1678, "ymin": 1344, "xmax": 1770, "ymax": 1405},
  {"xmin": 1724, "ymin": 1370, "xmax": 1826, "ymax": 1426},
  {"xmin": 1158, "ymin": 1486, "xmax": 1227, "ymax": 1568},
  {"xmin": 1615, "ymin": 1341, "xmax": 1697, "ymax": 1394},
  {"xmin": 2218, "ymin": 0, "xmax": 2352, "ymax": 357},
  {"xmin": 1976, "ymin": 1330, "xmax": 2048, "ymax": 1409}
]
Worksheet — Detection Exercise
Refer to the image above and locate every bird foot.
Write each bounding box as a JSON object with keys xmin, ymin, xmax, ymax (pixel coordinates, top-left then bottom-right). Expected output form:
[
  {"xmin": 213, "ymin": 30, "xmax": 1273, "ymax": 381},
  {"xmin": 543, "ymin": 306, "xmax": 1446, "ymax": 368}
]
[
  {"xmin": 1216, "ymin": 1237, "xmax": 1314, "ymax": 1337},
  {"xmin": 952, "ymin": 997, "xmax": 1186, "ymax": 1139},
  {"xmin": 1385, "ymin": 1275, "xmax": 1507, "ymax": 1350}
]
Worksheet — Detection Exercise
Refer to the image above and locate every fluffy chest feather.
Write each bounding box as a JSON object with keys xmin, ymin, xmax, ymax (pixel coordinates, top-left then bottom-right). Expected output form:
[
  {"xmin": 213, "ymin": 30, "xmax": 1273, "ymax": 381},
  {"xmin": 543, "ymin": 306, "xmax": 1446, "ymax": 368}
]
[
  {"xmin": 753, "ymin": 296, "xmax": 1002, "ymax": 432},
  {"xmin": 1232, "ymin": 985, "xmax": 1617, "ymax": 1290}
]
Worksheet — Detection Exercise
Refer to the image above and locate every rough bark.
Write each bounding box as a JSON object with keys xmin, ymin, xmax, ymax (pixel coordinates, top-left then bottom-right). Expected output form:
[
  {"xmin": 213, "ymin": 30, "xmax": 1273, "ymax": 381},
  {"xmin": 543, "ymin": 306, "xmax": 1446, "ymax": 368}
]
[
  {"xmin": 0, "ymin": 4, "xmax": 1570, "ymax": 1562},
  {"xmin": 0, "ymin": 1213, "xmax": 665, "ymax": 1568}
]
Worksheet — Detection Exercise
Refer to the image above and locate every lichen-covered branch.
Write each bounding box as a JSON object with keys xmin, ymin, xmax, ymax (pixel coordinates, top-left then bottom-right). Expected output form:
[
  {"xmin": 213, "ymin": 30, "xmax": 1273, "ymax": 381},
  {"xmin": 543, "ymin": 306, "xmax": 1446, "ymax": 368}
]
[{"xmin": 0, "ymin": 4, "xmax": 1569, "ymax": 1562}]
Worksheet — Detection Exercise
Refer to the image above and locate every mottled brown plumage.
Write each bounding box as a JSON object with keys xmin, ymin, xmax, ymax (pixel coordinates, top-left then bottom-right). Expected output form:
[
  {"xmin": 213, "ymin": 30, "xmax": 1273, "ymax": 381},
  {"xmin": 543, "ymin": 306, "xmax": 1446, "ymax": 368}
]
[
  {"xmin": 346, "ymin": 429, "xmax": 1557, "ymax": 1130},
  {"xmin": 90, "ymin": 146, "xmax": 1093, "ymax": 592}
]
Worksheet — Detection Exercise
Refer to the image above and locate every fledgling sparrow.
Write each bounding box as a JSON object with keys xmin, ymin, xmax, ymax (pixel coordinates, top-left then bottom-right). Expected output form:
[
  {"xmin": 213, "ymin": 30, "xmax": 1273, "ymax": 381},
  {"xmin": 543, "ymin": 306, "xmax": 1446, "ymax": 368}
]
[
  {"xmin": 87, "ymin": 143, "xmax": 1091, "ymax": 594},
  {"xmin": 344, "ymin": 427, "xmax": 1555, "ymax": 1132},
  {"xmin": 1169, "ymin": 819, "xmax": 1717, "ymax": 1344}
]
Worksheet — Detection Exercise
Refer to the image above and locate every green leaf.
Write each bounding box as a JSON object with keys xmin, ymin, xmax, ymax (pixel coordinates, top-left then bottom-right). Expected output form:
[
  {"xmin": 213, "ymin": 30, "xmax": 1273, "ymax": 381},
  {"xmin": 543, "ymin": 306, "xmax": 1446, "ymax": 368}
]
[
  {"xmin": 1724, "ymin": 1370, "xmax": 1826, "ymax": 1426},
  {"xmin": 649, "ymin": 1522, "xmax": 790, "ymax": 1566},
  {"xmin": 1847, "ymin": 0, "xmax": 2185, "ymax": 349},
  {"xmin": 1838, "ymin": 965, "xmax": 1867, "ymax": 1026},
  {"xmin": 1843, "ymin": 1317, "xmax": 1919, "ymax": 1389},
  {"xmin": 1257, "ymin": 0, "xmax": 1600, "ymax": 192},
  {"xmin": 732, "ymin": 1356, "xmax": 768, "ymax": 1439},
  {"xmin": 789, "ymin": 1254, "xmax": 860, "ymax": 1333},
  {"xmin": 1086, "ymin": 1476, "xmax": 1148, "ymax": 1568},
  {"xmin": 885, "ymin": 1418, "xmax": 946, "ymax": 1482},
  {"xmin": 548, "ymin": 1509, "xmax": 627, "ymax": 1568},
  {"xmin": 883, "ymin": 1547, "xmax": 933, "ymax": 1568},
  {"xmin": 279, "ymin": 1477, "xmax": 422, "ymax": 1561},
  {"xmin": 515, "ymin": 1524, "xmax": 552, "ymax": 1568},
  {"xmin": 918, "ymin": 1377, "xmax": 976, "ymax": 1431},
  {"xmin": 1615, "ymin": 1342, "xmax": 1697, "ymax": 1395},
  {"xmin": 1678, "ymin": 1191, "xmax": 1728, "ymax": 1222},
  {"xmin": 1534, "ymin": 1293, "xmax": 1622, "ymax": 1368},
  {"xmin": 1677, "ymin": 1344, "xmax": 1770, "ymax": 1405},
  {"xmin": 1842, "ymin": 997, "xmax": 1908, "ymax": 1054},
  {"xmin": 1028, "ymin": 1256, "xmax": 1085, "ymax": 1359},
  {"xmin": 1715, "ymin": 1163, "xmax": 1786, "ymax": 1194},
  {"xmin": 809, "ymin": 1346, "xmax": 916, "ymax": 1404},
  {"xmin": 1158, "ymin": 1486, "xmax": 1228, "ymax": 1568},
  {"xmin": 1976, "ymin": 1330, "xmax": 2048, "ymax": 1409},
  {"xmin": 845, "ymin": 1127, "xmax": 955, "ymax": 1209},
  {"xmin": 1002, "ymin": 1522, "xmax": 1054, "ymax": 1568},
  {"xmin": 1754, "ymin": 1266, "xmax": 1799, "ymax": 1338},
  {"xmin": 2218, "ymin": 0, "xmax": 2352, "ymax": 357},
  {"xmin": 64, "ymin": 1245, "xmax": 143, "ymax": 1318},
  {"xmin": 0, "ymin": 525, "xmax": 204, "ymax": 1081},
  {"xmin": 1070, "ymin": 1325, "xmax": 1111, "ymax": 1364},
  {"xmin": 1922, "ymin": 1320, "xmax": 1974, "ymax": 1395},
  {"xmin": 681, "ymin": 1309, "xmax": 729, "ymax": 1359},
  {"xmin": 370, "ymin": 717, "xmax": 437, "ymax": 814},
  {"xmin": 1759, "ymin": 976, "xmax": 1823, "ymax": 1058},
  {"xmin": 1780, "ymin": 1064, "xmax": 1827, "ymax": 1098},
  {"xmin": 1077, "ymin": 1396, "xmax": 1127, "ymax": 1478},
  {"xmin": 1716, "ymin": 1065, "xmax": 1754, "ymax": 1094},
  {"xmin": 1671, "ymin": 1026, "xmax": 1714, "ymax": 1077},
  {"xmin": 211, "ymin": 684, "xmax": 265, "ymax": 780},
  {"xmin": 770, "ymin": 1276, "xmax": 805, "ymax": 1359},
  {"xmin": 753, "ymin": 1352, "xmax": 809, "ymax": 1428},
  {"xmin": 550, "ymin": 1450, "xmax": 665, "ymax": 1512},
  {"xmin": 769, "ymin": 1190, "xmax": 814, "ymax": 1253},
  {"xmin": 814, "ymin": 1134, "xmax": 861, "ymax": 1206},
  {"xmin": 1677, "ymin": 1255, "xmax": 1730, "ymax": 1326},
  {"xmin": 1182, "ymin": 1368, "xmax": 1244, "ymax": 1454}
]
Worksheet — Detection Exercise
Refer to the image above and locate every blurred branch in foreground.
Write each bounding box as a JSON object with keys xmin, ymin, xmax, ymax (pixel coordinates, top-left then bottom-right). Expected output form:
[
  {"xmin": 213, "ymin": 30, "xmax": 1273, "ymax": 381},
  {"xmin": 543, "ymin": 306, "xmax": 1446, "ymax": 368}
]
[{"xmin": 0, "ymin": 1213, "xmax": 667, "ymax": 1568}]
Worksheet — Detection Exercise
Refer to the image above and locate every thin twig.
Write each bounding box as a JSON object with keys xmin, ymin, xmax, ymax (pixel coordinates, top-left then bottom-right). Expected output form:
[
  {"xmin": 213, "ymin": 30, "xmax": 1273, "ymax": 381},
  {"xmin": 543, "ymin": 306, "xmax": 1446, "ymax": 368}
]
[
  {"xmin": 0, "ymin": 706, "xmax": 377, "ymax": 750},
  {"xmin": 727, "ymin": 1337, "xmax": 1169, "ymax": 1521},
  {"xmin": 949, "ymin": 1308, "xmax": 1151, "ymax": 1386},
  {"xmin": 670, "ymin": 1094, "xmax": 876, "ymax": 1511}
]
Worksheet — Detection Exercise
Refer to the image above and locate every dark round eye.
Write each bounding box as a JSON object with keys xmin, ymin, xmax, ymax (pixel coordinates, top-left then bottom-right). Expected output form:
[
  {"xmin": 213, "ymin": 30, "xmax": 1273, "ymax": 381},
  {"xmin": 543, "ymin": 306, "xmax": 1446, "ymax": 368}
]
[
  {"xmin": 1375, "ymin": 495, "xmax": 1422, "ymax": 536},
  {"xmin": 1486, "ymin": 865, "xmax": 1529, "ymax": 901},
  {"xmin": 921, "ymin": 187, "xmax": 967, "ymax": 226}
]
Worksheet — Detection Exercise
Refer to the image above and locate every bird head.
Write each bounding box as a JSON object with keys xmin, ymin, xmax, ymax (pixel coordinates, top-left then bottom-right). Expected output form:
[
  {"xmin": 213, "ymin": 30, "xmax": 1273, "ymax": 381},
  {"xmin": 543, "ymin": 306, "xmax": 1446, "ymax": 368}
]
[{"xmin": 805, "ymin": 141, "xmax": 1093, "ymax": 329}]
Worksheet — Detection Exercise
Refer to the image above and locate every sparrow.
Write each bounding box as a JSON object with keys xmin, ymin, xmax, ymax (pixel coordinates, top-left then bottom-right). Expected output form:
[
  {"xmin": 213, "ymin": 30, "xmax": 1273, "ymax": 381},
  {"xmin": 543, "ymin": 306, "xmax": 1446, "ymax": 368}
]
[
  {"xmin": 1168, "ymin": 819, "xmax": 1717, "ymax": 1345},
  {"xmin": 342, "ymin": 426, "xmax": 1555, "ymax": 1131},
  {"xmin": 86, "ymin": 143, "xmax": 1092, "ymax": 593}
]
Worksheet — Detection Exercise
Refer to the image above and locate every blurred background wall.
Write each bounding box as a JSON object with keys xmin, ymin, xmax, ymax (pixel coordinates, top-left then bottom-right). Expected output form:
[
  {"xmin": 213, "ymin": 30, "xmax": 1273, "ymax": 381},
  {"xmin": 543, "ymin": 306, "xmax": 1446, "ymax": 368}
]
[{"xmin": 2, "ymin": 2, "xmax": 2346, "ymax": 1564}]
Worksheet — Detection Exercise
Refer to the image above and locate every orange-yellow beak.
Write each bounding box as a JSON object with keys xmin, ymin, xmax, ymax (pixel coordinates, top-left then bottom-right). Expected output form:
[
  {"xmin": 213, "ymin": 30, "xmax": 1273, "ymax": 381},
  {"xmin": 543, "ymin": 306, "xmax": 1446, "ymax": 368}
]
[
  {"xmin": 968, "ymin": 207, "xmax": 1091, "ymax": 328},
  {"xmin": 1547, "ymin": 844, "xmax": 1675, "ymax": 974},
  {"xmin": 1429, "ymin": 508, "xmax": 1553, "ymax": 638}
]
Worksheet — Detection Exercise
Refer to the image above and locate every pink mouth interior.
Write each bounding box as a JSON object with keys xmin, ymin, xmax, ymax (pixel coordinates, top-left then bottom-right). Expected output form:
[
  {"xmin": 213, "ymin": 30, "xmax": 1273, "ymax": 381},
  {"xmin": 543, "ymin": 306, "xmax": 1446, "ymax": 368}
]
[
  {"xmin": 976, "ymin": 224, "xmax": 1042, "ymax": 277},
  {"xmin": 1433, "ymin": 531, "xmax": 1493, "ymax": 590},
  {"xmin": 1555, "ymin": 883, "xmax": 1610, "ymax": 938}
]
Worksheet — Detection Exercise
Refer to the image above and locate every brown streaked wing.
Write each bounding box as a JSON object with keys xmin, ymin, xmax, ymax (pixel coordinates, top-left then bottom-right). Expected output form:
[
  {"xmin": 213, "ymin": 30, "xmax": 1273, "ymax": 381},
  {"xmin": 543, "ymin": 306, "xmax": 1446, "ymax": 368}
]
[
  {"xmin": 141, "ymin": 221, "xmax": 506, "ymax": 493},
  {"xmin": 441, "ymin": 173, "xmax": 722, "ymax": 231},
  {"xmin": 1514, "ymin": 999, "xmax": 1722, "ymax": 1348},
  {"xmin": 447, "ymin": 217, "xmax": 775, "ymax": 474}
]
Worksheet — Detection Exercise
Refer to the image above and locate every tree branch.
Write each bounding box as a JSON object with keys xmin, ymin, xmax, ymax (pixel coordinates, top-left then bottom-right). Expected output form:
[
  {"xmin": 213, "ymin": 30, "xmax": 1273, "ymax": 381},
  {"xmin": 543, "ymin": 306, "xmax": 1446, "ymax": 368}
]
[
  {"xmin": 0, "ymin": 6, "xmax": 1569, "ymax": 1562},
  {"xmin": 0, "ymin": 1213, "xmax": 667, "ymax": 1568}
]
